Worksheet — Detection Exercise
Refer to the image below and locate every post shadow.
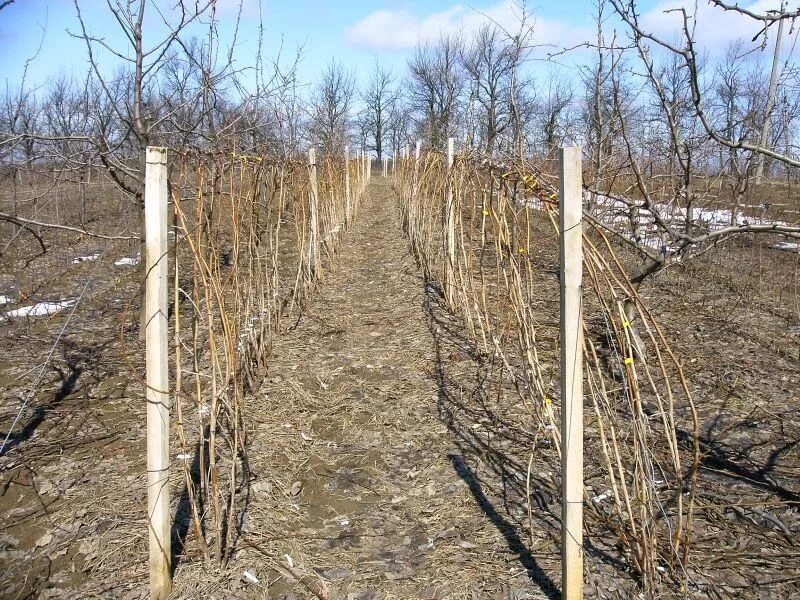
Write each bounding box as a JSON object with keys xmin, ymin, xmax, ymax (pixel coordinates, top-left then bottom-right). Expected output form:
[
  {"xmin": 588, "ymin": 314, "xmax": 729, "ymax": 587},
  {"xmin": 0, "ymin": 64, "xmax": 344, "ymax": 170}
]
[{"xmin": 449, "ymin": 453, "xmax": 561, "ymax": 599}]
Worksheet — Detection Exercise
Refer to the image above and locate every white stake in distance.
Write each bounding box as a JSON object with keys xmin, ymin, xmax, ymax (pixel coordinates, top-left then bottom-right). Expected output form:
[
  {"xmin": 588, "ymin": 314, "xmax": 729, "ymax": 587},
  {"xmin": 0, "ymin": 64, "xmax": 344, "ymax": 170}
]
[
  {"xmin": 344, "ymin": 145, "xmax": 351, "ymax": 226},
  {"xmin": 308, "ymin": 147, "xmax": 320, "ymax": 278},
  {"xmin": 445, "ymin": 137, "xmax": 456, "ymax": 307}
]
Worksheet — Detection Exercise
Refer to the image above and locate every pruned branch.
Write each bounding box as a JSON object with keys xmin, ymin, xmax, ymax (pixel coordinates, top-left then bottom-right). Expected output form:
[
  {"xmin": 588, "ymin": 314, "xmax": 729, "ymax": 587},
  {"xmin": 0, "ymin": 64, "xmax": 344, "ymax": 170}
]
[{"xmin": 0, "ymin": 211, "xmax": 138, "ymax": 241}]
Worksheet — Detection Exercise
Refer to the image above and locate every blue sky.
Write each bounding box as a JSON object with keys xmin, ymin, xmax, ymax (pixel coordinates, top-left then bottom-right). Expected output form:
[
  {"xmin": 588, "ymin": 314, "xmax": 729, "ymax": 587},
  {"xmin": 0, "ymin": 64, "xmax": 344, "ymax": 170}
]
[{"xmin": 0, "ymin": 0, "xmax": 790, "ymax": 93}]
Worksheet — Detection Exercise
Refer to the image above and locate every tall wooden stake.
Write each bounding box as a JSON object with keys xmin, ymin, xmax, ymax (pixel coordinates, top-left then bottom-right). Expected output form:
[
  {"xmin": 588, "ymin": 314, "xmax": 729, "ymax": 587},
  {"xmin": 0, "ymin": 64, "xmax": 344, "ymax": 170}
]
[
  {"xmin": 559, "ymin": 146, "xmax": 584, "ymax": 600},
  {"xmin": 445, "ymin": 137, "xmax": 456, "ymax": 307},
  {"xmin": 145, "ymin": 146, "xmax": 171, "ymax": 599},
  {"xmin": 308, "ymin": 147, "xmax": 320, "ymax": 278},
  {"xmin": 358, "ymin": 149, "xmax": 363, "ymax": 190},
  {"xmin": 414, "ymin": 140, "xmax": 421, "ymax": 195},
  {"xmin": 344, "ymin": 145, "xmax": 351, "ymax": 226}
]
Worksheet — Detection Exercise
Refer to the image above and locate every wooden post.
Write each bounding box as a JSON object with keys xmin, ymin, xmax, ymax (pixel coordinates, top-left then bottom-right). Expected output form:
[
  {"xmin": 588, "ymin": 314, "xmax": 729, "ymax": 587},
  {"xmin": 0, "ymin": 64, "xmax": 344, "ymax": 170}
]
[
  {"xmin": 358, "ymin": 149, "xmax": 363, "ymax": 190},
  {"xmin": 344, "ymin": 145, "xmax": 351, "ymax": 226},
  {"xmin": 559, "ymin": 146, "xmax": 584, "ymax": 600},
  {"xmin": 308, "ymin": 147, "xmax": 320, "ymax": 278},
  {"xmin": 414, "ymin": 141, "xmax": 422, "ymax": 190},
  {"xmin": 445, "ymin": 137, "xmax": 456, "ymax": 307},
  {"xmin": 145, "ymin": 146, "xmax": 171, "ymax": 599}
]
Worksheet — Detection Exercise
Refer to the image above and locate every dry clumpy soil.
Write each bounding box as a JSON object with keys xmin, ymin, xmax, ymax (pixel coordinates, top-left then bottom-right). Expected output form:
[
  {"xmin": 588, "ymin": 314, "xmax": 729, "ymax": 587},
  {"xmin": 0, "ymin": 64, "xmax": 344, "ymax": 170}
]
[{"xmin": 172, "ymin": 179, "xmax": 559, "ymax": 599}]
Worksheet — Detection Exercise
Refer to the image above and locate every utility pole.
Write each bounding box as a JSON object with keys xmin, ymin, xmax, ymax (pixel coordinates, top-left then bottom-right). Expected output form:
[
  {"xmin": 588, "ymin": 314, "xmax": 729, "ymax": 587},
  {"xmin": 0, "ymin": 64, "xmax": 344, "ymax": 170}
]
[{"xmin": 755, "ymin": 5, "xmax": 785, "ymax": 185}]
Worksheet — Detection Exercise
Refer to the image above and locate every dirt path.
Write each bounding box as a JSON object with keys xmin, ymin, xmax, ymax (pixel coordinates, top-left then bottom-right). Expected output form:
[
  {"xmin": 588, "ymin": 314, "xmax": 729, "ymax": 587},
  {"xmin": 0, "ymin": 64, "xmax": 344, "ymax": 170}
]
[{"xmin": 174, "ymin": 179, "xmax": 557, "ymax": 599}]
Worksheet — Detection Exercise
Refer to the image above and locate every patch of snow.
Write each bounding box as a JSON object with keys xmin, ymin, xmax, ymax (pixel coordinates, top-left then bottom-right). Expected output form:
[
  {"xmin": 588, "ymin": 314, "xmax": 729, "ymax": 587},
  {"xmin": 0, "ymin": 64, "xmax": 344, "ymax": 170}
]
[
  {"xmin": 774, "ymin": 241, "xmax": 800, "ymax": 252},
  {"xmin": 0, "ymin": 294, "xmax": 12, "ymax": 306},
  {"xmin": 579, "ymin": 190, "xmax": 795, "ymax": 250},
  {"xmin": 1, "ymin": 299, "xmax": 77, "ymax": 322},
  {"xmin": 72, "ymin": 254, "xmax": 100, "ymax": 264},
  {"xmin": 242, "ymin": 571, "xmax": 259, "ymax": 585},
  {"xmin": 114, "ymin": 255, "xmax": 139, "ymax": 267},
  {"xmin": 592, "ymin": 490, "xmax": 612, "ymax": 503}
]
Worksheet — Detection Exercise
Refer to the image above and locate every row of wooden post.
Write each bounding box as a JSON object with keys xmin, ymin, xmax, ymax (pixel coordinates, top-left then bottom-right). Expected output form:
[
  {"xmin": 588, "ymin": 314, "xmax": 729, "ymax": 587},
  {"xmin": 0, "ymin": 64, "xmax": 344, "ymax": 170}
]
[{"xmin": 144, "ymin": 144, "xmax": 583, "ymax": 599}]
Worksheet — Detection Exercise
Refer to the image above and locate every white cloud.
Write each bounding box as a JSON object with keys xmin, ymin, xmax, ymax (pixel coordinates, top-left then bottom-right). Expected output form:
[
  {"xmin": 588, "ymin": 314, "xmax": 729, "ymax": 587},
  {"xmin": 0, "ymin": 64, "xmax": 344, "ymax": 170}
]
[
  {"xmin": 638, "ymin": 0, "xmax": 794, "ymax": 56},
  {"xmin": 346, "ymin": 0, "xmax": 795, "ymax": 65},
  {"xmin": 346, "ymin": 1, "xmax": 593, "ymax": 52}
]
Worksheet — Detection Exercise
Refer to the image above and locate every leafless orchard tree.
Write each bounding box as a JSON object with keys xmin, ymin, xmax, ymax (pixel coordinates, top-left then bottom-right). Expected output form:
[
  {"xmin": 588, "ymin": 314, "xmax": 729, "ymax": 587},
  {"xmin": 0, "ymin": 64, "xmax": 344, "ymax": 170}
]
[
  {"xmin": 534, "ymin": 70, "xmax": 575, "ymax": 153},
  {"xmin": 588, "ymin": 0, "xmax": 800, "ymax": 288},
  {"xmin": 67, "ymin": 0, "xmax": 215, "ymax": 329},
  {"xmin": 360, "ymin": 62, "xmax": 398, "ymax": 161},
  {"xmin": 462, "ymin": 23, "xmax": 514, "ymax": 154},
  {"xmin": 385, "ymin": 94, "xmax": 415, "ymax": 158},
  {"xmin": 261, "ymin": 46, "xmax": 307, "ymax": 157},
  {"xmin": 459, "ymin": 2, "xmax": 538, "ymax": 158},
  {"xmin": 307, "ymin": 60, "xmax": 356, "ymax": 155},
  {"xmin": 0, "ymin": 0, "xmax": 317, "ymax": 325},
  {"xmin": 407, "ymin": 35, "xmax": 465, "ymax": 149},
  {"xmin": 70, "ymin": 0, "xmax": 214, "ymax": 203}
]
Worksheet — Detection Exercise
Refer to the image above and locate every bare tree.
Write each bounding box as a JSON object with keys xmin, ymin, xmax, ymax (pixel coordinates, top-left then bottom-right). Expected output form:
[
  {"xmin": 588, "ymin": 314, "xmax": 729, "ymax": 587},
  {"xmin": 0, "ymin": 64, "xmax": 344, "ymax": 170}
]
[
  {"xmin": 385, "ymin": 94, "xmax": 414, "ymax": 157},
  {"xmin": 535, "ymin": 70, "xmax": 574, "ymax": 152},
  {"xmin": 264, "ymin": 46, "xmax": 306, "ymax": 157},
  {"xmin": 69, "ymin": 0, "xmax": 214, "ymax": 329},
  {"xmin": 462, "ymin": 24, "xmax": 512, "ymax": 155},
  {"xmin": 588, "ymin": 0, "xmax": 800, "ymax": 288},
  {"xmin": 610, "ymin": 0, "xmax": 800, "ymax": 169},
  {"xmin": 361, "ymin": 62, "xmax": 398, "ymax": 160},
  {"xmin": 308, "ymin": 60, "xmax": 355, "ymax": 154},
  {"xmin": 407, "ymin": 35, "xmax": 465, "ymax": 148}
]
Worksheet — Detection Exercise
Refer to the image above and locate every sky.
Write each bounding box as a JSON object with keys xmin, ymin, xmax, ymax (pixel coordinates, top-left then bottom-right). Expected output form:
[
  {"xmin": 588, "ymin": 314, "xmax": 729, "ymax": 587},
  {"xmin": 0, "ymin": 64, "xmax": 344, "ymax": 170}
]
[{"xmin": 0, "ymin": 0, "xmax": 793, "ymax": 94}]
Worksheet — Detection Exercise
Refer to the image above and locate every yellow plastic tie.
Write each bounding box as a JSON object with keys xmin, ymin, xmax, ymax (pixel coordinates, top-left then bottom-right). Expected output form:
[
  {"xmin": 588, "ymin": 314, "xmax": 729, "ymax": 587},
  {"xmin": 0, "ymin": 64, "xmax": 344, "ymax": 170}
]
[
  {"xmin": 518, "ymin": 247, "xmax": 526, "ymax": 254},
  {"xmin": 548, "ymin": 193, "xmax": 557, "ymax": 200},
  {"xmin": 622, "ymin": 320, "xmax": 630, "ymax": 328},
  {"xmin": 544, "ymin": 397, "xmax": 552, "ymax": 406},
  {"xmin": 624, "ymin": 357, "xmax": 634, "ymax": 365},
  {"xmin": 482, "ymin": 210, "xmax": 490, "ymax": 216}
]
